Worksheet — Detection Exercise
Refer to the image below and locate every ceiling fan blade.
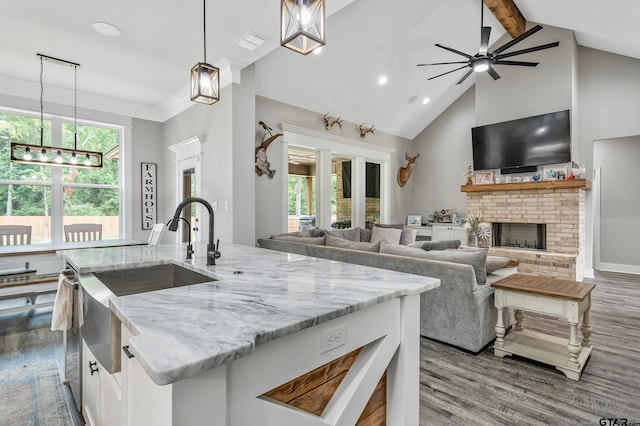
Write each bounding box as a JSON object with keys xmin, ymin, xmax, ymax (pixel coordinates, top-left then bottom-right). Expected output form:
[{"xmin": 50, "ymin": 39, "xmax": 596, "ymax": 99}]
[
  {"xmin": 417, "ymin": 61, "xmax": 469, "ymax": 66},
  {"xmin": 435, "ymin": 43, "xmax": 474, "ymax": 60},
  {"xmin": 492, "ymin": 24, "xmax": 543, "ymax": 56},
  {"xmin": 456, "ymin": 69, "xmax": 474, "ymax": 85},
  {"xmin": 493, "ymin": 60, "xmax": 539, "ymax": 67},
  {"xmin": 487, "ymin": 66, "xmax": 501, "ymax": 81},
  {"xmin": 428, "ymin": 65, "xmax": 470, "ymax": 80},
  {"xmin": 479, "ymin": 26, "xmax": 491, "ymax": 55},
  {"xmin": 494, "ymin": 42, "xmax": 559, "ymax": 60}
]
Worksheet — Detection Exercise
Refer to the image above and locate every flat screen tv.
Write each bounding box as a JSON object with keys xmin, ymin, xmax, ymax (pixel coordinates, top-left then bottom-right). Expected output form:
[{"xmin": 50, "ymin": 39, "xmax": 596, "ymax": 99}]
[{"xmin": 472, "ymin": 110, "xmax": 570, "ymax": 172}]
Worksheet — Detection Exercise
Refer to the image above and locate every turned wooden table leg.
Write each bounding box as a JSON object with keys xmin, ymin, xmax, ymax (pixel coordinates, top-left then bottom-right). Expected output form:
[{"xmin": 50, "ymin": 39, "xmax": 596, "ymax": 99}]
[
  {"xmin": 514, "ymin": 309, "xmax": 525, "ymax": 331},
  {"xmin": 495, "ymin": 307, "xmax": 505, "ymax": 349},
  {"xmin": 581, "ymin": 308, "xmax": 592, "ymax": 347},
  {"xmin": 568, "ymin": 321, "xmax": 581, "ymax": 369}
]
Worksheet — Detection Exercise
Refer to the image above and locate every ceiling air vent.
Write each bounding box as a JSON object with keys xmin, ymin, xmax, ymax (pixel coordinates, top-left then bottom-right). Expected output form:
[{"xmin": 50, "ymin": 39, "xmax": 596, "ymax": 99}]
[{"xmin": 236, "ymin": 31, "xmax": 267, "ymax": 51}]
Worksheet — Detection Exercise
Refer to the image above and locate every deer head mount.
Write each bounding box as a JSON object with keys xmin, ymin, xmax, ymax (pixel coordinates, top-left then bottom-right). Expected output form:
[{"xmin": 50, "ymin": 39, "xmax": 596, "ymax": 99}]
[
  {"xmin": 397, "ymin": 152, "xmax": 420, "ymax": 188},
  {"xmin": 358, "ymin": 123, "xmax": 375, "ymax": 139},
  {"xmin": 323, "ymin": 113, "xmax": 343, "ymax": 131}
]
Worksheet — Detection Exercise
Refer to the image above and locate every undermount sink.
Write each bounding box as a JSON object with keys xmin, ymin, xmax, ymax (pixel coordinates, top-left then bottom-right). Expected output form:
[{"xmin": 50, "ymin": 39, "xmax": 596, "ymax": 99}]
[
  {"xmin": 81, "ymin": 263, "xmax": 216, "ymax": 374},
  {"xmin": 92, "ymin": 264, "xmax": 214, "ymax": 296}
]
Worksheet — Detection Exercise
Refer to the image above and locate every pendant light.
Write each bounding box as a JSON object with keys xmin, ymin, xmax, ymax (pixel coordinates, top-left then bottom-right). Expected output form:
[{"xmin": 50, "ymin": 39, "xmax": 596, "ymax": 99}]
[
  {"xmin": 190, "ymin": 0, "xmax": 219, "ymax": 105},
  {"xmin": 280, "ymin": 0, "xmax": 325, "ymax": 55},
  {"xmin": 10, "ymin": 54, "xmax": 103, "ymax": 168}
]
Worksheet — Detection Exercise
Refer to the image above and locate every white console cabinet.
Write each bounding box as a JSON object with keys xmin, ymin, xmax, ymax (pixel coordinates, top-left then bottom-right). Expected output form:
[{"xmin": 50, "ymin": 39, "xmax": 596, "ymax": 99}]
[
  {"xmin": 82, "ymin": 341, "xmax": 121, "ymax": 426},
  {"xmin": 431, "ymin": 223, "xmax": 466, "ymax": 242}
]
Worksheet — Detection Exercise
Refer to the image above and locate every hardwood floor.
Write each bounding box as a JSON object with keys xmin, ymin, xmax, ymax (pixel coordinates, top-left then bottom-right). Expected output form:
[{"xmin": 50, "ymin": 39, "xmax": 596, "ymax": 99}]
[
  {"xmin": 2, "ymin": 271, "xmax": 639, "ymax": 426},
  {"xmin": 420, "ymin": 271, "xmax": 640, "ymax": 425}
]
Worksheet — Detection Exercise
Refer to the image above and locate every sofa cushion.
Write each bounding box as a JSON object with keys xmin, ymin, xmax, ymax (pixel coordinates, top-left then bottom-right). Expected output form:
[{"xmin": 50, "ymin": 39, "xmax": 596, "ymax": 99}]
[
  {"xmin": 326, "ymin": 234, "xmax": 381, "ymax": 252},
  {"xmin": 370, "ymin": 227, "xmax": 402, "ymax": 245},
  {"xmin": 360, "ymin": 227, "xmax": 372, "ymax": 242},
  {"xmin": 272, "ymin": 235, "xmax": 326, "ymax": 245},
  {"xmin": 299, "ymin": 227, "xmax": 326, "ymax": 238},
  {"xmin": 373, "ymin": 223, "xmax": 416, "ymax": 245},
  {"xmin": 380, "ymin": 243, "xmax": 488, "ymax": 285},
  {"xmin": 325, "ymin": 228, "xmax": 361, "ymax": 242},
  {"xmin": 486, "ymin": 256, "xmax": 512, "ymax": 274},
  {"xmin": 409, "ymin": 239, "xmax": 461, "ymax": 251}
]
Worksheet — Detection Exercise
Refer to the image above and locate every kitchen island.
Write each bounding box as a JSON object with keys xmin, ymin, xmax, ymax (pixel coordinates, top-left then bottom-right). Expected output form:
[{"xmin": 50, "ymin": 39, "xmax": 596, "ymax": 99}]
[{"xmin": 60, "ymin": 242, "xmax": 439, "ymax": 426}]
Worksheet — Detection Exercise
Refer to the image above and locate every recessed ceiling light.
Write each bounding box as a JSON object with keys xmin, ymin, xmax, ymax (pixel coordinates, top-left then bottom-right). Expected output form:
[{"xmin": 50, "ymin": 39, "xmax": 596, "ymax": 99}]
[
  {"xmin": 422, "ymin": 97, "xmax": 430, "ymax": 105},
  {"xmin": 408, "ymin": 95, "xmax": 418, "ymax": 104},
  {"xmin": 313, "ymin": 46, "xmax": 323, "ymax": 55},
  {"xmin": 92, "ymin": 21, "xmax": 121, "ymax": 37},
  {"xmin": 378, "ymin": 75, "xmax": 388, "ymax": 85}
]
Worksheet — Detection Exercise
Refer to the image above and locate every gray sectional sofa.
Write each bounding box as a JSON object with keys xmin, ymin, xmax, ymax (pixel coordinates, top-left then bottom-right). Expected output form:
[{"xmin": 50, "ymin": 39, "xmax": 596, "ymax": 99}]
[{"xmin": 257, "ymin": 228, "xmax": 516, "ymax": 353}]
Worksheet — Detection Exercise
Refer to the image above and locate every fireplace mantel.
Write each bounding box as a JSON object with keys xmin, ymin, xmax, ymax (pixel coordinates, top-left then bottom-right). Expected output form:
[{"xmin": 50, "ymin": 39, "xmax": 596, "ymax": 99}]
[{"xmin": 461, "ymin": 179, "xmax": 591, "ymax": 193}]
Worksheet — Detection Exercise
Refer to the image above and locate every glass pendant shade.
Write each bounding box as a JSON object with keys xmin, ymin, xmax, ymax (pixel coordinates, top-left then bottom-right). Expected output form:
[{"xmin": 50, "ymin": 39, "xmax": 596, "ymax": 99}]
[
  {"xmin": 281, "ymin": 0, "xmax": 325, "ymax": 55},
  {"xmin": 190, "ymin": 62, "xmax": 220, "ymax": 105}
]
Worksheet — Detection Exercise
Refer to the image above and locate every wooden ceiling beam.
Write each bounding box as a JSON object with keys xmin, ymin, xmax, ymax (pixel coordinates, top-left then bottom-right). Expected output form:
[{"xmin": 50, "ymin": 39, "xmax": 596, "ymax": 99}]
[{"xmin": 483, "ymin": 0, "xmax": 526, "ymax": 38}]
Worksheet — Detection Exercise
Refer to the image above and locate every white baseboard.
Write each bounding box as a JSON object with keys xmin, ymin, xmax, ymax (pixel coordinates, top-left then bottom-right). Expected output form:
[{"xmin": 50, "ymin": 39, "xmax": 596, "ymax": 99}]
[
  {"xmin": 598, "ymin": 263, "xmax": 640, "ymax": 276},
  {"xmin": 584, "ymin": 268, "xmax": 595, "ymax": 279}
]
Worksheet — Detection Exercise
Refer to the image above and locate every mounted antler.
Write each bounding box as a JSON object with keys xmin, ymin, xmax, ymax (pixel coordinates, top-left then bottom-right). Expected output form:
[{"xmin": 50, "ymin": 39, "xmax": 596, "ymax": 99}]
[
  {"xmin": 323, "ymin": 113, "xmax": 343, "ymax": 131},
  {"xmin": 358, "ymin": 123, "xmax": 376, "ymax": 138},
  {"xmin": 397, "ymin": 152, "xmax": 420, "ymax": 188}
]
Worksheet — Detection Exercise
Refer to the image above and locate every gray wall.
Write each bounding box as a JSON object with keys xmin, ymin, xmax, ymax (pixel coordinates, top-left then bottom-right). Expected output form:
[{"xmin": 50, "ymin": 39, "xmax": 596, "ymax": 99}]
[
  {"xmin": 593, "ymin": 136, "xmax": 640, "ymax": 271},
  {"xmin": 410, "ymin": 87, "xmax": 475, "ymax": 218},
  {"xmin": 130, "ymin": 118, "xmax": 163, "ymax": 243},
  {"xmin": 160, "ymin": 85, "xmax": 234, "ymax": 245},
  {"xmin": 254, "ymin": 95, "xmax": 413, "ymax": 239}
]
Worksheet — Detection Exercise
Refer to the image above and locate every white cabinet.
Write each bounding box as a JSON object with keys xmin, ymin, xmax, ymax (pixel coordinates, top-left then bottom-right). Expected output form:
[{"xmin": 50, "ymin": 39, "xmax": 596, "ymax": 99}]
[
  {"xmin": 82, "ymin": 340, "xmax": 121, "ymax": 426},
  {"xmin": 431, "ymin": 223, "xmax": 466, "ymax": 242},
  {"xmin": 120, "ymin": 326, "xmax": 171, "ymax": 426}
]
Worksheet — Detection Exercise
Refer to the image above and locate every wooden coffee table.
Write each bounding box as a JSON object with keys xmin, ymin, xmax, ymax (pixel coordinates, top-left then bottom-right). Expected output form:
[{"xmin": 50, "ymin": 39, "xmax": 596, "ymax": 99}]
[{"xmin": 491, "ymin": 273, "xmax": 595, "ymax": 380}]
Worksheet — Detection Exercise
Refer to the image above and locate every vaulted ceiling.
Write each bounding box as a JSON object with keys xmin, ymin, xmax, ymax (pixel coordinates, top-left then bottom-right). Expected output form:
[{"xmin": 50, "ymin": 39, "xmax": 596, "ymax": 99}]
[{"xmin": 1, "ymin": 0, "xmax": 639, "ymax": 139}]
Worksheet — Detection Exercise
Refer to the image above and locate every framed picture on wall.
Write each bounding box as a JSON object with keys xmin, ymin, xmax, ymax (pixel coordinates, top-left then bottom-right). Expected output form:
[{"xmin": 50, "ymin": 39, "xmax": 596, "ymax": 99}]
[
  {"xmin": 407, "ymin": 215, "xmax": 422, "ymax": 226},
  {"xmin": 475, "ymin": 171, "xmax": 494, "ymax": 184}
]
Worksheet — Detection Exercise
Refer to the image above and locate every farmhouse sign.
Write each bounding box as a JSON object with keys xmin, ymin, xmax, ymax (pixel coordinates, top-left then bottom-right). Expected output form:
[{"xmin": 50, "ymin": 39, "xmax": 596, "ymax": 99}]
[{"xmin": 141, "ymin": 162, "xmax": 157, "ymax": 230}]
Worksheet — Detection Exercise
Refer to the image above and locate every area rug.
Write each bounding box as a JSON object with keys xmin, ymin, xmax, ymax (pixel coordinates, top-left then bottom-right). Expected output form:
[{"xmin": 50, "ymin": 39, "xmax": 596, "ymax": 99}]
[{"xmin": 0, "ymin": 360, "xmax": 73, "ymax": 425}]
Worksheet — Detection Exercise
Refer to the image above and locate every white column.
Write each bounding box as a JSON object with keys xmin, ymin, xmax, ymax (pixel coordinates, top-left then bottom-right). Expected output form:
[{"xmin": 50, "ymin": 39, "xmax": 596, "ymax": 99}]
[
  {"xmin": 316, "ymin": 150, "xmax": 332, "ymax": 229},
  {"xmin": 380, "ymin": 161, "xmax": 391, "ymax": 224},
  {"xmin": 352, "ymin": 157, "xmax": 366, "ymax": 229},
  {"xmin": 280, "ymin": 140, "xmax": 289, "ymax": 233}
]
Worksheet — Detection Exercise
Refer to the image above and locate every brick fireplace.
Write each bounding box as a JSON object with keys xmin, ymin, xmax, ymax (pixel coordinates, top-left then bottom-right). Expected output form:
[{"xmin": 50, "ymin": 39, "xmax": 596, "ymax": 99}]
[{"xmin": 462, "ymin": 179, "xmax": 590, "ymax": 281}]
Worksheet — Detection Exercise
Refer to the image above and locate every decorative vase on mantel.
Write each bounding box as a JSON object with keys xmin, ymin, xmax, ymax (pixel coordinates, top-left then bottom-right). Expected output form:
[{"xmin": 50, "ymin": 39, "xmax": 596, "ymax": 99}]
[{"xmin": 467, "ymin": 231, "xmax": 478, "ymax": 247}]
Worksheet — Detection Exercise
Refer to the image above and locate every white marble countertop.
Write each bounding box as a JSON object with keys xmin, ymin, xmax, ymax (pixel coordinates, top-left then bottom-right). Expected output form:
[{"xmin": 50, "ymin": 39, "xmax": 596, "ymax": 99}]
[{"xmin": 59, "ymin": 242, "xmax": 440, "ymax": 385}]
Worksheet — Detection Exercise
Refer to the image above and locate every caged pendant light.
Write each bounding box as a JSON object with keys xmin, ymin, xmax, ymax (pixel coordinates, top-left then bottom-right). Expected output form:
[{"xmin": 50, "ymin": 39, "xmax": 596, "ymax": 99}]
[
  {"xmin": 190, "ymin": 0, "xmax": 220, "ymax": 105},
  {"xmin": 280, "ymin": 0, "xmax": 325, "ymax": 55},
  {"xmin": 10, "ymin": 54, "xmax": 103, "ymax": 168}
]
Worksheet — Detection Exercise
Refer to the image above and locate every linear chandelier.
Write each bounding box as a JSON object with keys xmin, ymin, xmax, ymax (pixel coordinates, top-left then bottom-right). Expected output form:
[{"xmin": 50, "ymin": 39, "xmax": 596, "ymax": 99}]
[
  {"xmin": 10, "ymin": 54, "xmax": 103, "ymax": 169},
  {"xmin": 280, "ymin": 0, "xmax": 325, "ymax": 55}
]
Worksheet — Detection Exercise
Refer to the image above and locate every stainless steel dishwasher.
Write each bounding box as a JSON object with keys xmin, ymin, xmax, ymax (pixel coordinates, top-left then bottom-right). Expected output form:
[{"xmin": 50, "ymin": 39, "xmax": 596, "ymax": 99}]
[{"xmin": 61, "ymin": 266, "xmax": 82, "ymax": 413}]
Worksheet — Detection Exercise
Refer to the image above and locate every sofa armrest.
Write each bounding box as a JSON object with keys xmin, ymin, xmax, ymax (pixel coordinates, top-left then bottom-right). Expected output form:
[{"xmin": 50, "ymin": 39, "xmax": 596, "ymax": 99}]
[{"xmin": 257, "ymin": 238, "xmax": 311, "ymax": 256}]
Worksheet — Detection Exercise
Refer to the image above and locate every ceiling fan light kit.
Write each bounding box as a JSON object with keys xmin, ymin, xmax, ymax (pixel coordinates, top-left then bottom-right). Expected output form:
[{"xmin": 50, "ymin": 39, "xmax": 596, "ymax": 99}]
[
  {"xmin": 281, "ymin": 0, "xmax": 325, "ymax": 55},
  {"xmin": 190, "ymin": 0, "xmax": 220, "ymax": 105},
  {"xmin": 417, "ymin": 0, "xmax": 559, "ymax": 84}
]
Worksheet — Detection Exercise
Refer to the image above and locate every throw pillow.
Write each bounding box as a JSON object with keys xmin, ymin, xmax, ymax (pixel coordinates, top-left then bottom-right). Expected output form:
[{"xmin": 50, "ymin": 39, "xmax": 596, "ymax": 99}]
[
  {"xmin": 325, "ymin": 228, "xmax": 361, "ymax": 242},
  {"xmin": 486, "ymin": 256, "xmax": 512, "ymax": 274},
  {"xmin": 360, "ymin": 227, "xmax": 372, "ymax": 242},
  {"xmin": 409, "ymin": 239, "xmax": 461, "ymax": 251},
  {"xmin": 401, "ymin": 227, "xmax": 417, "ymax": 245},
  {"xmin": 272, "ymin": 236, "xmax": 326, "ymax": 245},
  {"xmin": 380, "ymin": 243, "xmax": 488, "ymax": 285},
  {"xmin": 325, "ymin": 234, "xmax": 381, "ymax": 252},
  {"xmin": 374, "ymin": 223, "xmax": 403, "ymax": 229},
  {"xmin": 370, "ymin": 227, "xmax": 402, "ymax": 245}
]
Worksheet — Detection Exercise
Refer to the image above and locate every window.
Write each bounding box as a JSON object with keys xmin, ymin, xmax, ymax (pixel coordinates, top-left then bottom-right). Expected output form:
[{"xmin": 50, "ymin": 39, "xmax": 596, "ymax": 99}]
[{"xmin": 0, "ymin": 109, "xmax": 122, "ymax": 243}]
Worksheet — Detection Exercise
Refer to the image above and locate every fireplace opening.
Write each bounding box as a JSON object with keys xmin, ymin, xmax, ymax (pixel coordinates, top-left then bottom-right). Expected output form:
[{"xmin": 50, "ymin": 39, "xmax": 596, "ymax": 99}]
[{"xmin": 492, "ymin": 223, "xmax": 546, "ymax": 250}]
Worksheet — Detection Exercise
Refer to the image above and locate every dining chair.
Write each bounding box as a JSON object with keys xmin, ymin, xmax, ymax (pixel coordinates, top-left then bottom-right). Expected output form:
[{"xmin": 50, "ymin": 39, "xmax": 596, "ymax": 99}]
[
  {"xmin": 0, "ymin": 225, "xmax": 32, "ymax": 246},
  {"xmin": 64, "ymin": 223, "xmax": 103, "ymax": 242}
]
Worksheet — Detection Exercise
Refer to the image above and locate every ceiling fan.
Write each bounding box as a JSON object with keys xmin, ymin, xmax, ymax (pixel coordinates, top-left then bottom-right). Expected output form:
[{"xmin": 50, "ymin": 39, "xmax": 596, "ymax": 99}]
[{"xmin": 417, "ymin": 0, "xmax": 559, "ymax": 84}]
